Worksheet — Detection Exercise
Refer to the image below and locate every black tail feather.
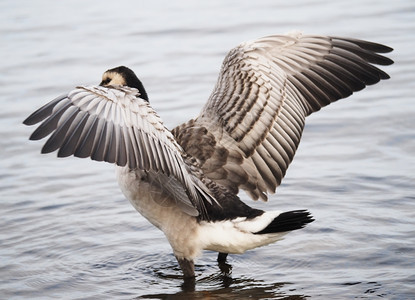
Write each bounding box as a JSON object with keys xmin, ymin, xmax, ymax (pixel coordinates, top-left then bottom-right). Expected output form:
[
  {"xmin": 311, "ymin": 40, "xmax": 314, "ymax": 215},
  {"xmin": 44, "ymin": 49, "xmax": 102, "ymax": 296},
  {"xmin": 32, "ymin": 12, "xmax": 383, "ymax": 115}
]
[{"xmin": 254, "ymin": 210, "xmax": 314, "ymax": 234}]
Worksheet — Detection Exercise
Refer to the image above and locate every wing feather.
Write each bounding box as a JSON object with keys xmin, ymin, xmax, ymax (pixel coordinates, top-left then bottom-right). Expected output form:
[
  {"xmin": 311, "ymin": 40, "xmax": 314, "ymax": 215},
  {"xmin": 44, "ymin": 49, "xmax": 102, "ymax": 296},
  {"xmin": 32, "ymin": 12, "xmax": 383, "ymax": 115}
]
[
  {"xmin": 172, "ymin": 32, "xmax": 393, "ymax": 201},
  {"xmin": 74, "ymin": 115, "xmax": 99, "ymax": 158},
  {"xmin": 91, "ymin": 119, "xmax": 108, "ymax": 162},
  {"xmin": 24, "ymin": 85, "xmax": 215, "ymax": 217},
  {"xmin": 117, "ymin": 125, "xmax": 128, "ymax": 167},
  {"xmin": 41, "ymin": 106, "xmax": 80, "ymax": 153},
  {"xmin": 29, "ymin": 99, "xmax": 72, "ymax": 140},
  {"xmin": 58, "ymin": 110, "xmax": 89, "ymax": 157},
  {"xmin": 23, "ymin": 94, "xmax": 67, "ymax": 126},
  {"xmin": 124, "ymin": 126, "xmax": 137, "ymax": 169},
  {"xmin": 105, "ymin": 121, "xmax": 116, "ymax": 164}
]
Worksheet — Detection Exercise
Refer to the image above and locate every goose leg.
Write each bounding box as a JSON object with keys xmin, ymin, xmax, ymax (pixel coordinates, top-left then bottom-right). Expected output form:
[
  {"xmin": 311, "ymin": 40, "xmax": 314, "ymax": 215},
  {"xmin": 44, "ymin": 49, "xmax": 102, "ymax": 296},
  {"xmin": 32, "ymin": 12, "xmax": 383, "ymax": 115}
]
[
  {"xmin": 217, "ymin": 252, "xmax": 232, "ymax": 275},
  {"xmin": 176, "ymin": 256, "xmax": 195, "ymax": 278},
  {"xmin": 217, "ymin": 252, "xmax": 228, "ymax": 263}
]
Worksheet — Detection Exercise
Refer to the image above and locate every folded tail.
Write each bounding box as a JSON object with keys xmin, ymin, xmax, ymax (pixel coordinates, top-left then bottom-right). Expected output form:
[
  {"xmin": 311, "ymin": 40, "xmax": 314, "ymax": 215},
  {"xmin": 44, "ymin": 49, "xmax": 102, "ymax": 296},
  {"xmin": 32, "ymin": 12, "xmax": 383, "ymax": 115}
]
[{"xmin": 254, "ymin": 210, "xmax": 314, "ymax": 235}]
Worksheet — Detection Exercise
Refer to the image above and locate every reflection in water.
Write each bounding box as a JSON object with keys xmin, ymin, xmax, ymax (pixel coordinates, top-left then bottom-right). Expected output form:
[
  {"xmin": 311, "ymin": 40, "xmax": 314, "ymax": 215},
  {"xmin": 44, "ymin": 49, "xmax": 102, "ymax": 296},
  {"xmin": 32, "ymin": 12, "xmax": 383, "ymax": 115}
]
[{"xmin": 139, "ymin": 261, "xmax": 307, "ymax": 299}]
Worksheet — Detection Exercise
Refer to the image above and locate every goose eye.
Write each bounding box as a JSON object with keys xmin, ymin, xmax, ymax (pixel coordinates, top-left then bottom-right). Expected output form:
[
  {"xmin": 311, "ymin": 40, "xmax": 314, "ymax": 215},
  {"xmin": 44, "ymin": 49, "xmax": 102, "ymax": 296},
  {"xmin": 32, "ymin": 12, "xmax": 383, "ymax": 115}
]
[{"xmin": 100, "ymin": 78, "xmax": 111, "ymax": 86}]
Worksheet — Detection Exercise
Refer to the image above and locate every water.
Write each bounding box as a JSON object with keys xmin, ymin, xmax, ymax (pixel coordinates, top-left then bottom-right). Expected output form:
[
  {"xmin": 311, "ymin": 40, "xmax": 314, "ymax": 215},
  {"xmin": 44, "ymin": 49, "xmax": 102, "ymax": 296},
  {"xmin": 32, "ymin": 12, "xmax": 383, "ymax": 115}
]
[{"xmin": 1, "ymin": 0, "xmax": 414, "ymax": 298}]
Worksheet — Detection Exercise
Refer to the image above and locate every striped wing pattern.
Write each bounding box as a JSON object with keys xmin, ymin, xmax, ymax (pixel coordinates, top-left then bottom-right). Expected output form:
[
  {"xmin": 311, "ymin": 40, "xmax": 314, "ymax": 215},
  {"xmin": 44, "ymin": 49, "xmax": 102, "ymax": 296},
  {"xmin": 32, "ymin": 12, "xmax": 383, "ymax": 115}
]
[
  {"xmin": 173, "ymin": 33, "xmax": 393, "ymax": 201},
  {"xmin": 23, "ymin": 85, "xmax": 213, "ymax": 216}
]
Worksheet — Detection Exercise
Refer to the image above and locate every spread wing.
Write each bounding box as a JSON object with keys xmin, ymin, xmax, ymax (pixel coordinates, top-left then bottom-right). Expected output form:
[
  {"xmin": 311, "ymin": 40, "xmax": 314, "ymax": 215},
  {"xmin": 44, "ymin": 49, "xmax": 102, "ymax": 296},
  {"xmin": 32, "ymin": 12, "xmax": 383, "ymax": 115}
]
[
  {"xmin": 172, "ymin": 32, "xmax": 393, "ymax": 201},
  {"xmin": 23, "ymin": 85, "xmax": 214, "ymax": 216}
]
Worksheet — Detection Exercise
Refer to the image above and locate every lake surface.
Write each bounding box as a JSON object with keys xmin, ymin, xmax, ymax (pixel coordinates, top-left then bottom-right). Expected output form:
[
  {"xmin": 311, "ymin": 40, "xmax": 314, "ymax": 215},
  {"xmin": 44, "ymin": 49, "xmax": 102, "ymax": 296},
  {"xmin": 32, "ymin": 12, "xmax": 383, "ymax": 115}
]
[{"xmin": 1, "ymin": 0, "xmax": 414, "ymax": 299}]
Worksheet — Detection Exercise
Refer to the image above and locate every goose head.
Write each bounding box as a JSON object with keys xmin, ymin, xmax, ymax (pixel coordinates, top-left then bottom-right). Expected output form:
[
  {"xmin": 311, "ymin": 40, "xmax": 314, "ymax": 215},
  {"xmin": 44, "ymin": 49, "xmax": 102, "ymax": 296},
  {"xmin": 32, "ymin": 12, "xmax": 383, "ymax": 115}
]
[{"xmin": 100, "ymin": 66, "xmax": 149, "ymax": 101}]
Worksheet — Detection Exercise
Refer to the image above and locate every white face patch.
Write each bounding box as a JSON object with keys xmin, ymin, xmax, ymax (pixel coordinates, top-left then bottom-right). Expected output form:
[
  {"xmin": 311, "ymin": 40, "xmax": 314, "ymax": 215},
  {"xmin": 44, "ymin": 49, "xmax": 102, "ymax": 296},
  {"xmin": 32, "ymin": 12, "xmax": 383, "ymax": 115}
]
[{"xmin": 102, "ymin": 72, "xmax": 126, "ymax": 86}]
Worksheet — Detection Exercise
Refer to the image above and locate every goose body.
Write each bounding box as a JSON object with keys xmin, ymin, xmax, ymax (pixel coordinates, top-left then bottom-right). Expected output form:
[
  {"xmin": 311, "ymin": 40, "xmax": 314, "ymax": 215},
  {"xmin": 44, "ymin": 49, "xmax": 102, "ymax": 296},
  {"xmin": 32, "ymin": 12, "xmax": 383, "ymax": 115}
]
[
  {"xmin": 23, "ymin": 32, "xmax": 393, "ymax": 278},
  {"xmin": 117, "ymin": 166, "xmax": 291, "ymax": 257}
]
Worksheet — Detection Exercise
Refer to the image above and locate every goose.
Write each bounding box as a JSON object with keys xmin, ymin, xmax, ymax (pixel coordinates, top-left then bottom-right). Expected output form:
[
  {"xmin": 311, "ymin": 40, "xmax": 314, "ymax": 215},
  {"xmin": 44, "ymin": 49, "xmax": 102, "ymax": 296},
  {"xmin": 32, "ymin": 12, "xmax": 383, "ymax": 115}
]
[{"xmin": 23, "ymin": 32, "xmax": 393, "ymax": 279}]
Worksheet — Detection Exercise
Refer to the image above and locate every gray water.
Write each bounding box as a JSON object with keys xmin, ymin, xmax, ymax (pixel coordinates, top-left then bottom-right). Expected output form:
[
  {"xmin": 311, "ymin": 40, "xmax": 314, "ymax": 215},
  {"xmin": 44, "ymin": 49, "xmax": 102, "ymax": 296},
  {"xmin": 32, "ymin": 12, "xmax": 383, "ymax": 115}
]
[{"xmin": 1, "ymin": 0, "xmax": 414, "ymax": 299}]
